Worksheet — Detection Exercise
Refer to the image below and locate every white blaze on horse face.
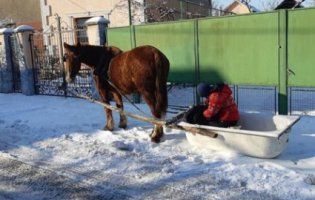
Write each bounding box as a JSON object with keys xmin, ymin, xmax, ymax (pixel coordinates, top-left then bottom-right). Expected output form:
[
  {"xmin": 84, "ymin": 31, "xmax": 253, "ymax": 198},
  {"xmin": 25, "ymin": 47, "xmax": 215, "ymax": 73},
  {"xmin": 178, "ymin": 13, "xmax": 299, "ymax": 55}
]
[
  {"xmin": 64, "ymin": 66, "xmax": 72, "ymax": 83},
  {"xmin": 64, "ymin": 61, "xmax": 74, "ymax": 83}
]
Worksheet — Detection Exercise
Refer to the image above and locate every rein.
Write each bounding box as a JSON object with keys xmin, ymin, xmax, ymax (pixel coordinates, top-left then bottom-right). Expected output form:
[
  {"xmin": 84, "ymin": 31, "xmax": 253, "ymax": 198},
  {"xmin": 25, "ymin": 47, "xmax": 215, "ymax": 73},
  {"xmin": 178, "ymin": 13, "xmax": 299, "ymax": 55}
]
[
  {"xmin": 105, "ymin": 79, "xmax": 150, "ymax": 117},
  {"xmin": 102, "ymin": 55, "xmax": 149, "ymax": 116}
]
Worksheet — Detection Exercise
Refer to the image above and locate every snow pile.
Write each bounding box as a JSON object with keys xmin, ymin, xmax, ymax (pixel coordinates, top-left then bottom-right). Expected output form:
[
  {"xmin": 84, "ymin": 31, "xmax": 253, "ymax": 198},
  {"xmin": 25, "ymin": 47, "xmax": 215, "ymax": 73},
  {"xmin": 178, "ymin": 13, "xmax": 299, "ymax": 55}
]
[{"xmin": 0, "ymin": 94, "xmax": 315, "ymax": 199}]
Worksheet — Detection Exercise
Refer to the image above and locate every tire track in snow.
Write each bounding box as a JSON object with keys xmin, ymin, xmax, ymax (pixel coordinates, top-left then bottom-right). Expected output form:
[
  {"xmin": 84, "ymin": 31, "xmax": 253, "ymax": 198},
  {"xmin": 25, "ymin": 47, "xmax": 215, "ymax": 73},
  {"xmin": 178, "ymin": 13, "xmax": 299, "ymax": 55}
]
[{"xmin": 0, "ymin": 140, "xmax": 283, "ymax": 200}]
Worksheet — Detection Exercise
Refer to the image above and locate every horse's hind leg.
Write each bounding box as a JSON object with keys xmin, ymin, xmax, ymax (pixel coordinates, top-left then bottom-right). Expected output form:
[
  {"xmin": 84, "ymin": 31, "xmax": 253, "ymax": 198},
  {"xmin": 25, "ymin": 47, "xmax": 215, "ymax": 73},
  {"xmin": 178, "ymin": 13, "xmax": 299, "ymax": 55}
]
[
  {"xmin": 141, "ymin": 91, "xmax": 164, "ymax": 143},
  {"xmin": 112, "ymin": 91, "xmax": 127, "ymax": 129}
]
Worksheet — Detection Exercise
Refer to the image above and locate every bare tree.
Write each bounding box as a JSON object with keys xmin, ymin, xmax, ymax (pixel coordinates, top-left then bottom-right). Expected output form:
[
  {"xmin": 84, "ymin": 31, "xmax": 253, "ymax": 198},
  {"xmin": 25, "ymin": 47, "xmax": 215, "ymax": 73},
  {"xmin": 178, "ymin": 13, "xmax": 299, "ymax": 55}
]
[
  {"xmin": 110, "ymin": 0, "xmax": 228, "ymax": 25},
  {"xmin": 108, "ymin": 0, "xmax": 145, "ymax": 25},
  {"xmin": 145, "ymin": 1, "xmax": 176, "ymax": 23},
  {"xmin": 242, "ymin": 0, "xmax": 251, "ymax": 4}
]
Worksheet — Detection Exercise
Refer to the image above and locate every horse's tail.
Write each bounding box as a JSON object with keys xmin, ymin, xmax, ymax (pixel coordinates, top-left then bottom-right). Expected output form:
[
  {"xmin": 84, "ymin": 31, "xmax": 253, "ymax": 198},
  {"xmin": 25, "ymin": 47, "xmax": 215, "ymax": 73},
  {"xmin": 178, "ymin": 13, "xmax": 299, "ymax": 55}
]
[{"xmin": 154, "ymin": 51, "xmax": 169, "ymax": 118}]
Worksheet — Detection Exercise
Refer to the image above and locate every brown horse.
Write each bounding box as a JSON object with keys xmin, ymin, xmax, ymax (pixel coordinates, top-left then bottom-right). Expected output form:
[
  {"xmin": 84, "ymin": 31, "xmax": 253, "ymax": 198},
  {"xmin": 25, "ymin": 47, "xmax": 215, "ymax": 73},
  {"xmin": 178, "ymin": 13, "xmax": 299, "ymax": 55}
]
[{"xmin": 63, "ymin": 42, "xmax": 169, "ymax": 143}]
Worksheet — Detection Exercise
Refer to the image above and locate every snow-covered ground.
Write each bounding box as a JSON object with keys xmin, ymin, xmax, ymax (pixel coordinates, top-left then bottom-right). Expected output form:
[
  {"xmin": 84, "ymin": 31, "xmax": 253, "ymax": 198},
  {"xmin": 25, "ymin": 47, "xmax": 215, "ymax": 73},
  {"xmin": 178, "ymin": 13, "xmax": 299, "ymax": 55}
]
[{"xmin": 1, "ymin": 93, "xmax": 315, "ymax": 199}]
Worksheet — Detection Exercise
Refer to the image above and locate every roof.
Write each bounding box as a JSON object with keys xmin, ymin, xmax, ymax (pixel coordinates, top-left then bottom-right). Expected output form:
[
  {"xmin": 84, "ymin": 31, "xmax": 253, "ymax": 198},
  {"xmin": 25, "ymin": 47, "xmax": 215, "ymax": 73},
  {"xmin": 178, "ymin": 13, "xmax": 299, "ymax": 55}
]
[
  {"xmin": 275, "ymin": 0, "xmax": 304, "ymax": 10},
  {"xmin": 239, "ymin": 0, "xmax": 260, "ymax": 12},
  {"xmin": 224, "ymin": 0, "xmax": 260, "ymax": 14}
]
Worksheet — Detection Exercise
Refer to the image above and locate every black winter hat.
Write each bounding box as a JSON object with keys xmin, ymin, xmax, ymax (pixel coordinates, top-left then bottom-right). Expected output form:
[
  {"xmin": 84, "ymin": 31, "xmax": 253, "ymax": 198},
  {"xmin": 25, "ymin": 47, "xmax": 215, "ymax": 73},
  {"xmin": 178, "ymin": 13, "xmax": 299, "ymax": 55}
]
[{"xmin": 197, "ymin": 83, "xmax": 213, "ymax": 97}]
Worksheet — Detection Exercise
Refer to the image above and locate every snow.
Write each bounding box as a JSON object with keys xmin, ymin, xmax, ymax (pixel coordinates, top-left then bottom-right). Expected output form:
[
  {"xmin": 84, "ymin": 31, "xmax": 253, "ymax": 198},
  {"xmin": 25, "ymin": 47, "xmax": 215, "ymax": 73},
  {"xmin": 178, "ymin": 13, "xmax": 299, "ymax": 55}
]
[
  {"xmin": 0, "ymin": 93, "xmax": 315, "ymax": 199},
  {"xmin": 14, "ymin": 25, "xmax": 34, "ymax": 33},
  {"xmin": 0, "ymin": 28, "xmax": 14, "ymax": 34},
  {"xmin": 84, "ymin": 16, "xmax": 110, "ymax": 26}
]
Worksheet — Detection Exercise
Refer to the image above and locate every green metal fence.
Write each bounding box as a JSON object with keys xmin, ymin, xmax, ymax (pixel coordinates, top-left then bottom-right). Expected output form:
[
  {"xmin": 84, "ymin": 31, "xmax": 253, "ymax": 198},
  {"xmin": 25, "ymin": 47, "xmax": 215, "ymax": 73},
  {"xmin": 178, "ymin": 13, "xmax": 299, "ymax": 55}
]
[
  {"xmin": 107, "ymin": 8, "xmax": 315, "ymax": 114},
  {"xmin": 288, "ymin": 8, "xmax": 315, "ymax": 87}
]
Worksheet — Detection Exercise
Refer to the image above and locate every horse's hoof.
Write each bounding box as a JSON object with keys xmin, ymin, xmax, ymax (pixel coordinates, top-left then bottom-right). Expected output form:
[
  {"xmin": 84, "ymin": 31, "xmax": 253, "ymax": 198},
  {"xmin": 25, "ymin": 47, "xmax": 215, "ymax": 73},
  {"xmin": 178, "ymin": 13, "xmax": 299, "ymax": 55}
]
[
  {"xmin": 103, "ymin": 126, "xmax": 114, "ymax": 131},
  {"xmin": 119, "ymin": 116, "xmax": 128, "ymax": 129},
  {"xmin": 119, "ymin": 124, "xmax": 127, "ymax": 129},
  {"xmin": 151, "ymin": 136, "xmax": 161, "ymax": 143}
]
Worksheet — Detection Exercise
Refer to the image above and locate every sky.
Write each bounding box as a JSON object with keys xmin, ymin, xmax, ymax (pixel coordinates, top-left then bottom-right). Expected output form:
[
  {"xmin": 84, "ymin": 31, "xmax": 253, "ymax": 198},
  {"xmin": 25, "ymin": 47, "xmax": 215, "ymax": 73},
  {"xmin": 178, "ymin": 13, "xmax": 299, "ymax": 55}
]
[{"xmin": 219, "ymin": 0, "xmax": 313, "ymax": 10}]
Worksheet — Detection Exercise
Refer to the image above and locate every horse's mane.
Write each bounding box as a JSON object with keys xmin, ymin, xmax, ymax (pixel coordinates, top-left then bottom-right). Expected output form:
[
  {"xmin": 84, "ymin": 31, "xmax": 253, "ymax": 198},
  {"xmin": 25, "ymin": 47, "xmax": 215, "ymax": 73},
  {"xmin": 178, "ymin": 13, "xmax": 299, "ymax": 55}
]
[{"xmin": 78, "ymin": 44, "xmax": 122, "ymax": 68}]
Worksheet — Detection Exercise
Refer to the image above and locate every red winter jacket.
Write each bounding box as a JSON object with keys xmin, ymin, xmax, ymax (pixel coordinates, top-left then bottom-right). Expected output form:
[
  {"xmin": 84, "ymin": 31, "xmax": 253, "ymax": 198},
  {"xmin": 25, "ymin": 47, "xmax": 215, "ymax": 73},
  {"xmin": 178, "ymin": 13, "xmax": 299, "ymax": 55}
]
[{"xmin": 203, "ymin": 84, "xmax": 239, "ymax": 122}]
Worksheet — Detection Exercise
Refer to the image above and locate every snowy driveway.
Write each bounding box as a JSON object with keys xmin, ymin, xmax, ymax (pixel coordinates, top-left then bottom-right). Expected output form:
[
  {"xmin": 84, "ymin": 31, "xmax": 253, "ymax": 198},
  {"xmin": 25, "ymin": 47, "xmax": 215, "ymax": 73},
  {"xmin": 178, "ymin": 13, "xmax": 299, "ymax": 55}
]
[{"xmin": 0, "ymin": 94, "xmax": 315, "ymax": 200}]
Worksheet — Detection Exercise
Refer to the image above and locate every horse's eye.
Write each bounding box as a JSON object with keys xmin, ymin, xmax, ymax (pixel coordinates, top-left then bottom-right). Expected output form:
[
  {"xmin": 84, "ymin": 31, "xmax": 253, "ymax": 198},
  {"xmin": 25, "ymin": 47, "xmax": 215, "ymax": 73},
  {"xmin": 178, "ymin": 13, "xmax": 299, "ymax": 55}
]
[{"xmin": 63, "ymin": 54, "xmax": 67, "ymax": 62}]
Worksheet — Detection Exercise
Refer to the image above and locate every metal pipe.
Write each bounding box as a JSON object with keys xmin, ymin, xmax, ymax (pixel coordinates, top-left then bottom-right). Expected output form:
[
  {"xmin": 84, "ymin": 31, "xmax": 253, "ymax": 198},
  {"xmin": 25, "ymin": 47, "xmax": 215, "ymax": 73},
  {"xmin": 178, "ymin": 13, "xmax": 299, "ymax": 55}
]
[{"xmin": 55, "ymin": 14, "xmax": 67, "ymax": 97}]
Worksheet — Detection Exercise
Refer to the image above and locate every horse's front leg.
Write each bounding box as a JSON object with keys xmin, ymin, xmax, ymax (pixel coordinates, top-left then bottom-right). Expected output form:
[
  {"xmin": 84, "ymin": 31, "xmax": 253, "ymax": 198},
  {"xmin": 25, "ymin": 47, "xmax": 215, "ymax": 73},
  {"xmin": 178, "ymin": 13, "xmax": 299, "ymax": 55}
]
[
  {"xmin": 112, "ymin": 91, "xmax": 127, "ymax": 129},
  {"xmin": 93, "ymin": 76, "xmax": 114, "ymax": 131}
]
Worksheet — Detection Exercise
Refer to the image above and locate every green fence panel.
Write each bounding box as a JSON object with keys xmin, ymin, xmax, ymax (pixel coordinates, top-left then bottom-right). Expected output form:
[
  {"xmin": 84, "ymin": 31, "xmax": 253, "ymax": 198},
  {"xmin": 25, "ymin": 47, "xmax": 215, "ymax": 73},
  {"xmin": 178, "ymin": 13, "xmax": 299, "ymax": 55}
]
[
  {"xmin": 134, "ymin": 21, "xmax": 196, "ymax": 83},
  {"xmin": 288, "ymin": 8, "xmax": 315, "ymax": 87},
  {"xmin": 107, "ymin": 27, "xmax": 132, "ymax": 51},
  {"xmin": 198, "ymin": 12, "xmax": 279, "ymax": 85}
]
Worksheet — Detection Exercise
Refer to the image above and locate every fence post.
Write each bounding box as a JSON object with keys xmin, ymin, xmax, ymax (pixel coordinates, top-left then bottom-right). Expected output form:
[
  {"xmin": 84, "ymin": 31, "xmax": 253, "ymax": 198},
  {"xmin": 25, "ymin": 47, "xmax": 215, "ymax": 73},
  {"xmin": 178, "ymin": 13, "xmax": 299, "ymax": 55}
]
[
  {"xmin": 14, "ymin": 25, "xmax": 35, "ymax": 96},
  {"xmin": 85, "ymin": 16, "xmax": 110, "ymax": 99},
  {"xmin": 194, "ymin": 19, "xmax": 200, "ymax": 105},
  {"xmin": 0, "ymin": 28, "xmax": 14, "ymax": 93},
  {"xmin": 278, "ymin": 10, "xmax": 288, "ymax": 115}
]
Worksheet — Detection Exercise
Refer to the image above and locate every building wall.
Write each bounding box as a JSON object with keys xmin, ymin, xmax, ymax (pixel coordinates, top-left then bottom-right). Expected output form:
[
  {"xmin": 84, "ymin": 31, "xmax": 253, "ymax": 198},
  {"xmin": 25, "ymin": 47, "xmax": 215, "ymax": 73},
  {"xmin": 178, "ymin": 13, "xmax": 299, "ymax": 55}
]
[
  {"xmin": 0, "ymin": 0, "xmax": 41, "ymax": 30},
  {"xmin": 224, "ymin": 2, "xmax": 250, "ymax": 15},
  {"xmin": 41, "ymin": 0, "xmax": 144, "ymax": 32}
]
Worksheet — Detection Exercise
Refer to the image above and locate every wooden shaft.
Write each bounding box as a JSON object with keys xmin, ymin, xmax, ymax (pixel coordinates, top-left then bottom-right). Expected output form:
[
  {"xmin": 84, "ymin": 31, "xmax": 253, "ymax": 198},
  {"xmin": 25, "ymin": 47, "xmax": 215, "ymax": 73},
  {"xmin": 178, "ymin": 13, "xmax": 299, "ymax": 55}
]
[
  {"xmin": 168, "ymin": 125, "xmax": 218, "ymax": 138},
  {"xmin": 76, "ymin": 94, "xmax": 166, "ymax": 126},
  {"xmin": 76, "ymin": 94, "xmax": 218, "ymax": 138}
]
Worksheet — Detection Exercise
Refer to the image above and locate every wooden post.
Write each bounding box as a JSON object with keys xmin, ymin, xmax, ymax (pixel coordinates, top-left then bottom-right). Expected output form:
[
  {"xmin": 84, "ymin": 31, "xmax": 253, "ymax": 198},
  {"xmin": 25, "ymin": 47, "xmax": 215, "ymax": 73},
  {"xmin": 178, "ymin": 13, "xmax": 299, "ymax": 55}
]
[{"xmin": 278, "ymin": 10, "xmax": 288, "ymax": 115}]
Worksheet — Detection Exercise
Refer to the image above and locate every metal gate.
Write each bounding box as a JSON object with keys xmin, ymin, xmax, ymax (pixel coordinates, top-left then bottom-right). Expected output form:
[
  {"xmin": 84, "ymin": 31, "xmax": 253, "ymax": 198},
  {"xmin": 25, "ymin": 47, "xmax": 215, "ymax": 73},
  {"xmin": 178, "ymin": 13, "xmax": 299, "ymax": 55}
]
[{"xmin": 31, "ymin": 28, "xmax": 93, "ymax": 97}]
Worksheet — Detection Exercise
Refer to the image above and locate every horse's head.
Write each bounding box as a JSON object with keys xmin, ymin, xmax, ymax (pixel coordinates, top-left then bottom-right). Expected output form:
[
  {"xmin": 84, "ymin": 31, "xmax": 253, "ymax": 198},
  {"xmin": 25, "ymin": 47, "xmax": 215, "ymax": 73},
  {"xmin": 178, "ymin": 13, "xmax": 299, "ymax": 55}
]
[{"xmin": 63, "ymin": 42, "xmax": 82, "ymax": 83}]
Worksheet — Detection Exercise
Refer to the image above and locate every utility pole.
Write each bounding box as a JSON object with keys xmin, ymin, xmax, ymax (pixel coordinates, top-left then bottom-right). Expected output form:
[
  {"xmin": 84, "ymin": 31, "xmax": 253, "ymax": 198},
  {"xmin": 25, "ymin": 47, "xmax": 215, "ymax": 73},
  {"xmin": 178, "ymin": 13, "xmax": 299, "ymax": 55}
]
[
  {"xmin": 208, "ymin": 0, "xmax": 212, "ymax": 16},
  {"xmin": 128, "ymin": 0, "xmax": 132, "ymax": 25},
  {"xmin": 180, "ymin": 0, "xmax": 184, "ymax": 19},
  {"xmin": 128, "ymin": 0, "xmax": 141, "ymax": 103}
]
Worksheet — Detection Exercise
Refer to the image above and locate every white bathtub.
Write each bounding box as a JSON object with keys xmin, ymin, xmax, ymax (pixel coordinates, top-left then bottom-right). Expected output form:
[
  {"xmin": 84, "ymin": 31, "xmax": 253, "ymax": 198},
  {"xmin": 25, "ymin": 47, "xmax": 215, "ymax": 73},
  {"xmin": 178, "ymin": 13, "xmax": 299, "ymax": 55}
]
[{"xmin": 179, "ymin": 112, "xmax": 300, "ymax": 158}]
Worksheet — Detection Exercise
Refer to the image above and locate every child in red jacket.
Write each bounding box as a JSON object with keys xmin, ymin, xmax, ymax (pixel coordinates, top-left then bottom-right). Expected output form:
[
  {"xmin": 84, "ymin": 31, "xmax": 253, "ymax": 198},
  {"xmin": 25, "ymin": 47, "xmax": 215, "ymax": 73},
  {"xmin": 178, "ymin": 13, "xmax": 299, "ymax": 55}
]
[{"xmin": 196, "ymin": 83, "xmax": 239, "ymax": 127}]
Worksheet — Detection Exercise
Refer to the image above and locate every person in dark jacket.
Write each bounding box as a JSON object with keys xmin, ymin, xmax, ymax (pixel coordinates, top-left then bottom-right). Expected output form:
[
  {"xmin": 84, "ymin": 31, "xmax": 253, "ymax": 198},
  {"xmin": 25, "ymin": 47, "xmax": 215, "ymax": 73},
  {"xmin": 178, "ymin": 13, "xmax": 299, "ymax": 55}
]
[{"xmin": 194, "ymin": 83, "xmax": 240, "ymax": 127}]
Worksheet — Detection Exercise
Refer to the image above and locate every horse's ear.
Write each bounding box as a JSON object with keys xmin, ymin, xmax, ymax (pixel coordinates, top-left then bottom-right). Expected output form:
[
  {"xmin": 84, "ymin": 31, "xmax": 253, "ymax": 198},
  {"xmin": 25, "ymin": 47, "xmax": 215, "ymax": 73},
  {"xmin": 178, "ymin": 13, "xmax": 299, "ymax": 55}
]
[
  {"xmin": 63, "ymin": 42, "xmax": 79, "ymax": 54},
  {"xmin": 76, "ymin": 41, "xmax": 81, "ymax": 47},
  {"xmin": 64, "ymin": 42, "xmax": 70, "ymax": 49}
]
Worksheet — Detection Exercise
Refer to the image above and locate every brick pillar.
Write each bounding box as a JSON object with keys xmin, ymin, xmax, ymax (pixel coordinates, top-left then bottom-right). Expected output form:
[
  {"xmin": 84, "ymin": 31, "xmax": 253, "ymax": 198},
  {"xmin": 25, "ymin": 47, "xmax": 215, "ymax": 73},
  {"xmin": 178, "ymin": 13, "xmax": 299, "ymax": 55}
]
[
  {"xmin": 14, "ymin": 25, "xmax": 35, "ymax": 95},
  {"xmin": 0, "ymin": 28, "xmax": 14, "ymax": 93}
]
